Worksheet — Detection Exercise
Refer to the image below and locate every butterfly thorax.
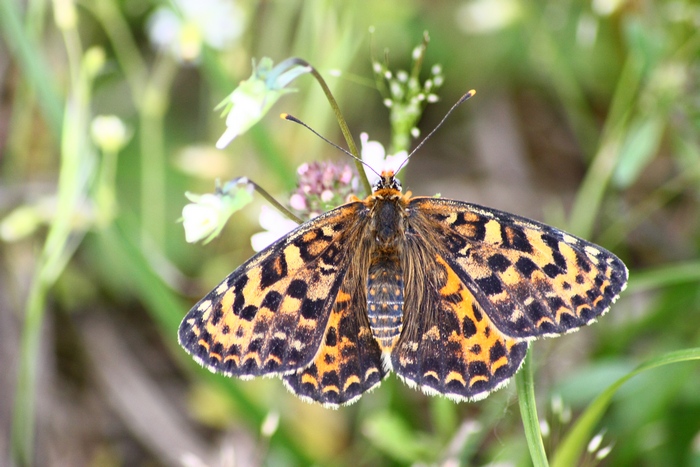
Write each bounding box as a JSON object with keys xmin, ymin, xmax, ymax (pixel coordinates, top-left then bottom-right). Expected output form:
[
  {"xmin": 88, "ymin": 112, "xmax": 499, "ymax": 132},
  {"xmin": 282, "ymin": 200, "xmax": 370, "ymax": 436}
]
[{"xmin": 365, "ymin": 176, "xmax": 409, "ymax": 353}]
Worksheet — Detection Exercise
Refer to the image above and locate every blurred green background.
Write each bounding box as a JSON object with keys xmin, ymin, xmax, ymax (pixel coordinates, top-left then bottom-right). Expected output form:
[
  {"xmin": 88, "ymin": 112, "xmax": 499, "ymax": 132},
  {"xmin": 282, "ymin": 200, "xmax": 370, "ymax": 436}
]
[{"xmin": 2, "ymin": 0, "xmax": 700, "ymax": 465}]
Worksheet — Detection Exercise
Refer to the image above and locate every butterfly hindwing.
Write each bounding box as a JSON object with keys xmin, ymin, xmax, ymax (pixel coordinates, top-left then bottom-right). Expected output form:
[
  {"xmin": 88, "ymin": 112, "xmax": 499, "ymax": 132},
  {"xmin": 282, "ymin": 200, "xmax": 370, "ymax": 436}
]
[
  {"xmin": 283, "ymin": 278, "xmax": 386, "ymax": 407},
  {"xmin": 392, "ymin": 236, "xmax": 528, "ymax": 401},
  {"xmin": 408, "ymin": 198, "xmax": 629, "ymax": 339},
  {"xmin": 178, "ymin": 202, "xmax": 368, "ymax": 377}
]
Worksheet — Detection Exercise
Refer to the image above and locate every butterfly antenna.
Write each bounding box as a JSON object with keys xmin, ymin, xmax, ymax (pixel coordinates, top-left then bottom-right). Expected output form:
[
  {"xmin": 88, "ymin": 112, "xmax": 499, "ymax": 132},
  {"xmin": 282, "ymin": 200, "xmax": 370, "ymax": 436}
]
[
  {"xmin": 281, "ymin": 113, "xmax": 381, "ymax": 180},
  {"xmin": 395, "ymin": 89, "xmax": 476, "ymax": 174}
]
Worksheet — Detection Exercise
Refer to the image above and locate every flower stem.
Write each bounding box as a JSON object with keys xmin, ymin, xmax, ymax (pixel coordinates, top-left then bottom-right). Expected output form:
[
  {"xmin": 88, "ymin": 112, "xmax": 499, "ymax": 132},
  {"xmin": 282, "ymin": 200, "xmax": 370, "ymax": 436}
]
[
  {"xmin": 11, "ymin": 16, "xmax": 93, "ymax": 465},
  {"xmin": 409, "ymin": 31, "xmax": 430, "ymax": 82},
  {"xmin": 229, "ymin": 178, "xmax": 303, "ymax": 225},
  {"xmin": 517, "ymin": 347, "xmax": 550, "ymax": 467},
  {"xmin": 288, "ymin": 58, "xmax": 372, "ymax": 196}
]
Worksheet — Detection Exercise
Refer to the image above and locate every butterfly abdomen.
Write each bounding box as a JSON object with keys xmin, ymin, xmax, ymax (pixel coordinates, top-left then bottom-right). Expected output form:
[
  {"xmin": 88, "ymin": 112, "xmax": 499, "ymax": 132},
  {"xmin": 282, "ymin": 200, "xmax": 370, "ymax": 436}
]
[
  {"xmin": 365, "ymin": 193, "xmax": 410, "ymax": 352},
  {"xmin": 367, "ymin": 254, "xmax": 404, "ymax": 352}
]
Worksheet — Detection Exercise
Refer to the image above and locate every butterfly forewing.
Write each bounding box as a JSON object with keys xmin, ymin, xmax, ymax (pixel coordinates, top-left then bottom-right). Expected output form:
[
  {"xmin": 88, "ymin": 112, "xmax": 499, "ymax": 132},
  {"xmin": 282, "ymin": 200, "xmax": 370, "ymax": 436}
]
[
  {"xmin": 178, "ymin": 202, "xmax": 369, "ymax": 377},
  {"xmin": 407, "ymin": 198, "xmax": 629, "ymax": 339}
]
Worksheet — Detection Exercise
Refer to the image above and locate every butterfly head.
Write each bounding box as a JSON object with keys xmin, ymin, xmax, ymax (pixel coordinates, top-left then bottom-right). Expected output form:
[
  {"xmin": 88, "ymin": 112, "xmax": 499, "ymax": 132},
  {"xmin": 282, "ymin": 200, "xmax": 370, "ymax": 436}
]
[{"xmin": 373, "ymin": 171, "xmax": 402, "ymax": 193}]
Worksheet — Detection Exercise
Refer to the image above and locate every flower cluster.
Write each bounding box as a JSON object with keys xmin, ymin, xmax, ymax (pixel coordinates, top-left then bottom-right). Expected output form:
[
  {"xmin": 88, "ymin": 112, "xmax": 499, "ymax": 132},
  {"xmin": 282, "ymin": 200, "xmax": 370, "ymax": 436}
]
[
  {"xmin": 372, "ymin": 38, "xmax": 444, "ymax": 154},
  {"xmin": 247, "ymin": 161, "xmax": 360, "ymax": 252},
  {"xmin": 289, "ymin": 162, "xmax": 360, "ymax": 219}
]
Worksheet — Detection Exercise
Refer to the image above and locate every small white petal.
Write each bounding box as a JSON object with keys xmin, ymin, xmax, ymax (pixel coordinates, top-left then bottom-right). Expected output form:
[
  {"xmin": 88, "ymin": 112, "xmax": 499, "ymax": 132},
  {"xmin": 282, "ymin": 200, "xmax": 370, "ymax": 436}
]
[
  {"xmin": 289, "ymin": 193, "xmax": 306, "ymax": 210},
  {"xmin": 595, "ymin": 444, "xmax": 613, "ymax": 460},
  {"xmin": 587, "ymin": 432, "xmax": 605, "ymax": 453},
  {"xmin": 251, "ymin": 205, "xmax": 298, "ymax": 251},
  {"xmin": 260, "ymin": 411, "xmax": 280, "ymax": 437},
  {"xmin": 215, "ymin": 126, "xmax": 239, "ymax": 149}
]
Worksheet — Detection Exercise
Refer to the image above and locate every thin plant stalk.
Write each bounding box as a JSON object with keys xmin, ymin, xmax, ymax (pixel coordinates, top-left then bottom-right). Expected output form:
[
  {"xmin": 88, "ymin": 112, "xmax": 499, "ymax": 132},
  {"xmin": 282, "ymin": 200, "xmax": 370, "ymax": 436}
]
[
  {"xmin": 287, "ymin": 58, "xmax": 372, "ymax": 195},
  {"xmin": 139, "ymin": 52, "xmax": 177, "ymax": 246},
  {"xmin": 516, "ymin": 348, "xmax": 549, "ymax": 467},
  {"xmin": 11, "ymin": 20, "xmax": 95, "ymax": 466}
]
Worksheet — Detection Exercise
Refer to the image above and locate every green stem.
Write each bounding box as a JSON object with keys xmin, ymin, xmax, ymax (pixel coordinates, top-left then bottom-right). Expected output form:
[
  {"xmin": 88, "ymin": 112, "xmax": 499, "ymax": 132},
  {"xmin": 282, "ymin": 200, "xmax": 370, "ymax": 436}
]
[
  {"xmin": 12, "ymin": 279, "xmax": 46, "ymax": 467},
  {"xmin": 243, "ymin": 179, "xmax": 303, "ymax": 224},
  {"xmin": 0, "ymin": 0, "xmax": 63, "ymax": 135},
  {"xmin": 568, "ymin": 53, "xmax": 643, "ymax": 238},
  {"xmin": 82, "ymin": 0, "xmax": 148, "ymax": 101},
  {"xmin": 516, "ymin": 347, "xmax": 549, "ymax": 467},
  {"xmin": 290, "ymin": 58, "xmax": 372, "ymax": 195},
  {"xmin": 82, "ymin": 0, "xmax": 174, "ymax": 245},
  {"xmin": 139, "ymin": 52, "xmax": 177, "ymax": 245},
  {"xmin": 11, "ymin": 18, "xmax": 93, "ymax": 465},
  {"xmin": 96, "ymin": 148, "xmax": 119, "ymax": 227}
]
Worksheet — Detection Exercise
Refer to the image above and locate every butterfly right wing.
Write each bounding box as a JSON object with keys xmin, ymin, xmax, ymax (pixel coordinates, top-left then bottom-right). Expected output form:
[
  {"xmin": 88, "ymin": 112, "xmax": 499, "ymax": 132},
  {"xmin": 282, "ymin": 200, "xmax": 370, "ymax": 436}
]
[
  {"xmin": 391, "ymin": 235, "xmax": 528, "ymax": 401},
  {"xmin": 178, "ymin": 202, "xmax": 369, "ymax": 378},
  {"xmin": 407, "ymin": 197, "xmax": 628, "ymax": 339}
]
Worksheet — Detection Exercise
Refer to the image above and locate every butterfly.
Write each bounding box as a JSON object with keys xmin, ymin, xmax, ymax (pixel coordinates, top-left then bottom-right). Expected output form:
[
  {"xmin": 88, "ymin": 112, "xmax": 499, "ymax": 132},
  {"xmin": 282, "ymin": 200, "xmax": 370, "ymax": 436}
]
[{"xmin": 178, "ymin": 171, "xmax": 628, "ymax": 408}]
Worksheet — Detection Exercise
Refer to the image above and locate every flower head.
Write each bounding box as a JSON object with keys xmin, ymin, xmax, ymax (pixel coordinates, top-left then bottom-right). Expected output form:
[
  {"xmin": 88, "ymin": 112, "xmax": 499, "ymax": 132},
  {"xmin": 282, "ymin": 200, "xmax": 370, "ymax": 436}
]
[
  {"xmin": 288, "ymin": 161, "xmax": 359, "ymax": 219},
  {"xmin": 147, "ymin": 0, "xmax": 245, "ymax": 62},
  {"xmin": 181, "ymin": 179, "xmax": 253, "ymax": 243},
  {"xmin": 215, "ymin": 57, "xmax": 311, "ymax": 148},
  {"xmin": 372, "ymin": 35, "xmax": 444, "ymax": 154},
  {"xmin": 456, "ymin": 0, "xmax": 522, "ymax": 34},
  {"xmin": 91, "ymin": 115, "xmax": 130, "ymax": 153}
]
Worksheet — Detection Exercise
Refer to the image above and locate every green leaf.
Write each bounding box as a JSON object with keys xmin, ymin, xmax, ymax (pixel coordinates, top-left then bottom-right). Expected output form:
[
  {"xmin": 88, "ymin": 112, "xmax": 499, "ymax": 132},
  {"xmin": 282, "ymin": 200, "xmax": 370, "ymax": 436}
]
[
  {"xmin": 363, "ymin": 411, "xmax": 438, "ymax": 463},
  {"xmin": 551, "ymin": 348, "xmax": 700, "ymax": 467},
  {"xmin": 613, "ymin": 116, "xmax": 665, "ymax": 188}
]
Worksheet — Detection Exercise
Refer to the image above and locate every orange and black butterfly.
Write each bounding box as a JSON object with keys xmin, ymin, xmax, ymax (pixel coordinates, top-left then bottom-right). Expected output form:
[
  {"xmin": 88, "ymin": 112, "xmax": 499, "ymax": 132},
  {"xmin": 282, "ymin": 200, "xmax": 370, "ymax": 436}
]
[{"xmin": 178, "ymin": 170, "xmax": 628, "ymax": 408}]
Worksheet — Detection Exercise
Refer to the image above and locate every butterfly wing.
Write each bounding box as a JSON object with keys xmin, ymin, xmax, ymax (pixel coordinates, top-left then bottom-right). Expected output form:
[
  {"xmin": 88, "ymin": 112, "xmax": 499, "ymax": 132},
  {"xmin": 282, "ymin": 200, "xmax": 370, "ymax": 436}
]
[
  {"xmin": 283, "ymin": 233, "xmax": 387, "ymax": 407},
  {"xmin": 282, "ymin": 274, "xmax": 386, "ymax": 407},
  {"xmin": 392, "ymin": 234, "xmax": 529, "ymax": 401},
  {"xmin": 407, "ymin": 197, "xmax": 629, "ymax": 339},
  {"xmin": 178, "ymin": 202, "xmax": 370, "ymax": 378}
]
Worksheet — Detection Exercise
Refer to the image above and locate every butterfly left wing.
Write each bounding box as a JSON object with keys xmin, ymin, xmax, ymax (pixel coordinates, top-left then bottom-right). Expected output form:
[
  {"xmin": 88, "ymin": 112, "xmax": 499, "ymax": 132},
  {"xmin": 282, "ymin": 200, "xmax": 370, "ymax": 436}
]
[
  {"xmin": 282, "ymin": 277, "xmax": 386, "ymax": 407},
  {"xmin": 178, "ymin": 202, "xmax": 369, "ymax": 378}
]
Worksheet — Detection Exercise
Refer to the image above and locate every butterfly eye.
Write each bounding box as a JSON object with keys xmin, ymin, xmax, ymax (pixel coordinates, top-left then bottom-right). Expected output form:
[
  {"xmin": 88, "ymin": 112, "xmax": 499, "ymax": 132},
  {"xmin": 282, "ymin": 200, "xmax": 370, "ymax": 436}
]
[{"xmin": 393, "ymin": 179, "xmax": 402, "ymax": 192}]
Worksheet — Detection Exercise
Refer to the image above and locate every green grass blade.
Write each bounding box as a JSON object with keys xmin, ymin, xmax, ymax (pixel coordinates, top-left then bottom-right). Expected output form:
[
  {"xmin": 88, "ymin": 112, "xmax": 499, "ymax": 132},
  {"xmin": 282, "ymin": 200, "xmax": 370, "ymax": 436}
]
[
  {"xmin": 551, "ymin": 348, "xmax": 700, "ymax": 467},
  {"xmin": 0, "ymin": 0, "xmax": 63, "ymax": 135},
  {"xmin": 626, "ymin": 261, "xmax": 700, "ymax": 293},
  {"xmin": 517, "ymin": 347, "xmax": 549, "ymax": 467}
]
